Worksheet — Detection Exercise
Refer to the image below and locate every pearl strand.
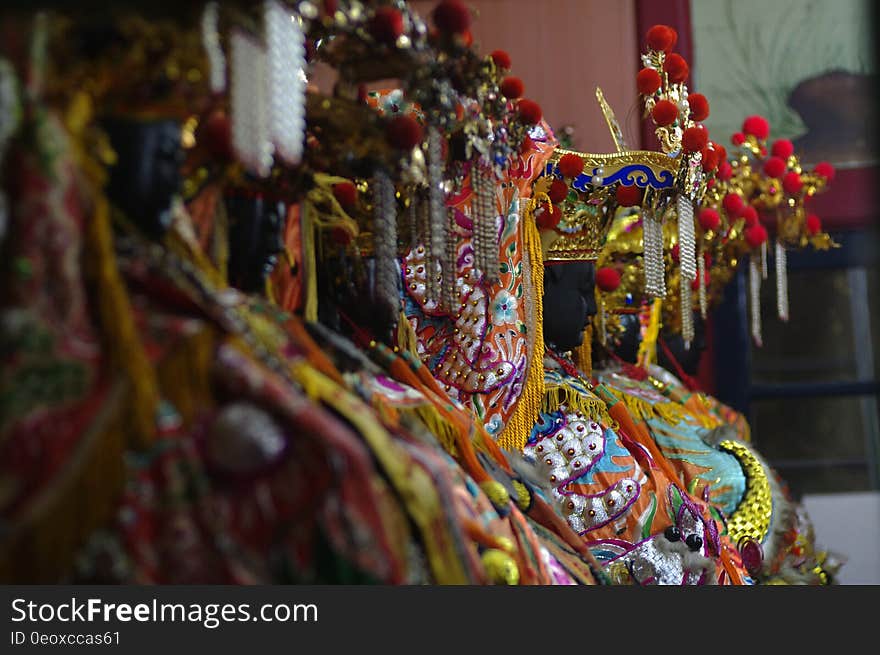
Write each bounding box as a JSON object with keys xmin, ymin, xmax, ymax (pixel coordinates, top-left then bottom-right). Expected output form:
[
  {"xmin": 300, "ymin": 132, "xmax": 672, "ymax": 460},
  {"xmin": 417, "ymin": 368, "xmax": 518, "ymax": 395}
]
[
  {"xmin": 373, "ymin": 170, "xmax": 400, "ymax": 323},
  {"xmin": 643, "ymin": 208, "xmax": 666, "ymax": 298},
  {"xmin": 776, "ymin": 239, "xmax": 789, "ymax": 322},
  {"xmin": 698, "ymin": 246, "xmax": 707, "ymax": 319},
  {"xmin": 201, "ymin": 2, "xmax": 226, "ymax": 94},
  {"xmin": 761, "ymin": 239, "xmax": 768, "ymax": 280},
  {"xmin": 749, "ymin": 255, "xmax": 762, "ymax": 347},
  {"xmin": 264, "ymin": 0, "xmax": 306, "ymax": 166},
  {"xmin": 427, "ymin": 127, "xmax": 447, "ymax": 306},
  {"xmin": 230, "ymin": 30, "xmax": 272, "ymax": 177},
  {"xmin": 677, "ymin": 196, "xmax": 696, "ymax": 344}
]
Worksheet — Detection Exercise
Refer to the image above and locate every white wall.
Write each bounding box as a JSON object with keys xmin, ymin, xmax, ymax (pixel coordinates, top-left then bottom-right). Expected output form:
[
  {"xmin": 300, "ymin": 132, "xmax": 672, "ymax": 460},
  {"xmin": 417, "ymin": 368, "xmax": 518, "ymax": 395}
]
[{"xmin": 802, "ymin": 491, "xmax": 880, "ymax": 585}]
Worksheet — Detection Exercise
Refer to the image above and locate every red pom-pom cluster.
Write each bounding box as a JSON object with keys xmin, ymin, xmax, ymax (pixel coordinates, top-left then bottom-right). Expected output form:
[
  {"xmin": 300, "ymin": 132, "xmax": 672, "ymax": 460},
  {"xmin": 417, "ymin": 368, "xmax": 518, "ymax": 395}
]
[
  {"xmin": 745, "ymin": 224, "xmax": 768, "ymax": 248},
  {"xmin": 386, "ymin": 114, "xmax": 424, "ymax": 150},
  {"xmin": 814, "ymin": 161, "xmax": 835, "ymax": 182},
  {"xmin": 369, "ymin": 7, "xmax": 405, "ymax": 44},
  {"xmin": 688, "ymin": 93, "xmax": 710, "ymax": 121},
  {"xmin": 433, "ymin": 1, "xmax": 471, "ymax": 34},
  {"xmin": 806, "ymin": 214, "xmax": 822, "ymax": 235},
  {"xmin": 646, "ymin": 25, "xmax": 678, "ymax": 52},
  {"xmin": 731, "ymin": 132, "xmax": 745, "ymax": 146},
  {"xmin": 723, "ymin": 192, "xmax": 745, "ymax": 217},
  {"xmin": 699, "ymin": 207, "xmax": 721, "ymax": 231},
  {"xmin": 682, "ymin": 125, "xmax": 708, "ymax": 154},
  {"xmin": 783, "ymin": 171, "xmax": 803, "ymax": 194},
  {"xmin": 548, "ymin": 179, "xmax": 569, "ymax": 204},
  {"xmin": 701, "ymin": 146, "xmax": 719, "ymax": 171},
  {"xmin": 500, "ymin": 76, "xmax": 524, "ymax": 99},
  {"xmin": 596, "ymin": 266, "xmax": 622, "ymax": 292},
  {"xmin": 713, "ymin": 142, "xmax": 727, "ymax": 162},
  {"xmin": 536, "ymin": 202, "xmax": 562, "ymax": 230},
  {"xmin": 637, "ymin": 68, "xmax": 662, "ymax": 95},
  {"xmin": 652, "ymin": 99, "xmax": 679, "ymax": 127},
  {"xmin": 741, "ymin": 205, "xmax": 759, "ymax": 227},
  {"xmin": 763, "ymin": 156, "xmax": 786, "ymax": 179},
  {"xmin": 490, "ymin": 49, "xmax": 512, "ymax": 70},
  {"xmin": 771, "ymin": 139, "xmax": 794, "ymax": 159},
  {"xmin": 717, "ymin": 161, "xmax": 733, "ymax": 181},
  {"xmin": 333, "ymin": 181, "xmax": 358, "ymax": 209},
  {"xmin": 558, "ymin": 153, "xmax": 584, "ymax": 178},
  {"xmin": 663, "ymin": 53, "xmax": 689, "ymax": 83},
  {"xmin": 517, "ymin": 98, "xmax": 542, "ymax": 125},
  {"xmin": 616, "ymin": 184, "xmax": 642, "ymax": 207},
  {"xmin": 742, "ymin": 115, "xmax": 770, "ymax": 141}
]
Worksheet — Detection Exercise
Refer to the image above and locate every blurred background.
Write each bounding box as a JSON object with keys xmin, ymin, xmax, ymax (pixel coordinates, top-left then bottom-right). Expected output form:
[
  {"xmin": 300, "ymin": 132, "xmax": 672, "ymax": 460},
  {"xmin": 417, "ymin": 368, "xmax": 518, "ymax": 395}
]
[{"xmin": 415, "ymin": 0, "xmax": 880, "ymax": 583}]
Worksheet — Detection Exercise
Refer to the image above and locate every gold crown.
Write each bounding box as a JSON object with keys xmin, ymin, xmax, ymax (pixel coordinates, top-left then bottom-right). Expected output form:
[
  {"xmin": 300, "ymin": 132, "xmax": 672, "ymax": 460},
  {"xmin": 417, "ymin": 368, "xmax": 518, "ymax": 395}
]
[
  {"xmin": 536, "ymin": 147, "xmax": 680, "ymax": 262},
  {"xmin": 42, "ymin": 7, "xmax": 212, "ymax": 122}
]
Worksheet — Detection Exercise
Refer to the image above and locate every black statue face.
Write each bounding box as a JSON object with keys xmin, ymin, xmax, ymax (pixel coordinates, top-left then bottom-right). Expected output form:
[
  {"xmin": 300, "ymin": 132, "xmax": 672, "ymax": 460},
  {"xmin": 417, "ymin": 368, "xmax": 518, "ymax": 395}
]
[
  {"xmin": 543, "ymin": 261, "xmax": 597, "ymax": 352},
  {"xmin": 101, "ymin": 118, "xmax": 183, "ymax": 239},
  {"xmin": 613, "ymin": 312, "xmax": 641, "ymax": 364},
  {"xmin": 225, "ymin": 193, "xmax": 286, "ymax": 294}
]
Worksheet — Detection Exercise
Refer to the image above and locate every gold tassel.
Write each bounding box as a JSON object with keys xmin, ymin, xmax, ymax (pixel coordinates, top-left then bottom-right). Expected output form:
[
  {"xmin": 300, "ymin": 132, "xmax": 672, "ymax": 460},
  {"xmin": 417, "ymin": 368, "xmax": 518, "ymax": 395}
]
[
  {"xmin": 541, "ymin": 383, "xmax": 617, "ymax": 431},
  {"xmin": 573, "ymin": 325, "xmax": 593, "ymax": 378},
  {"xmin": 496, "ymin": 200, "xmax": 546, "ymax": 452},
  {"xmin": 85, "ymin": 192, "xmax": 158, "ymax": 451},
  {"xmin": 396, "ymin": 309, "xmax": 421, "ymax": 360}
]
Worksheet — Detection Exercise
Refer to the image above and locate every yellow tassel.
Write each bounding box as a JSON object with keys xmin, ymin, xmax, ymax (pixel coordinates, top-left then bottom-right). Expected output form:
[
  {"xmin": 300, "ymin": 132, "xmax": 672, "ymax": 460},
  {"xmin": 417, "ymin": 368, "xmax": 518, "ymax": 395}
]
[
  {"xmin": 154, "ymin": 327, "xmax": 217, "ymax": 429},
  {"xmin": 301, "ymin": 201, "xmax": 319, "ymax": 322},
  {"xmin": 541, "ymin": 383, "xmax": 617, "ymax": 431},
  {"xmin": 637, "ymin": 297, "xmax": 663, "ymax": 369},
  {"xmin": 496, "ymin": 200, "xmax": 546, "ymax": 452},
  {"xmin": 396, "ymin": 309, "xmax": 421, "ymax": 360},
  {"xmin": 84, "ymin": 193, "xmax": 158, "ymax": 451},
  {"xmin": 573, "ymin": 325, "xmax": 593, "ymax": 378}
]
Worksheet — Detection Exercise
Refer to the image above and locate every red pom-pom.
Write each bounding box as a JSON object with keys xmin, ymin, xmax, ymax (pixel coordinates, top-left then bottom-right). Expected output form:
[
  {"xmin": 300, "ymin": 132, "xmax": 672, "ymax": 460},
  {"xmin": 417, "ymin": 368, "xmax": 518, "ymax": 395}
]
[
  {"xmin": 806, "ymin": 214, "xmax": 822, "ymax": 235},
  {"xmin": 699, "ymin": 207, "xmax": 720, "ymax": 231},
  {"xmin": 763, "ymin": 156, "xmax": 786, "ymax": 179},
  {"xmin": 745, "ymin": 224, "xmax": 768, "ymax": 248},
  {"xmin": 558, "ymin": 153, "xmax": 584, "ymax": 179},
  {"xmin": 663, "ymin": 53, "xmax": 689, "ymax": 83},
  {"xmin": 723, "ymin": 192, "xmax": 744, "ymax": 217},
  {"xmin": 742, "ymin": 115, "xmax": 770, "ymax": 140},
  {"xmin": 701, "ymin": 146, "xmax": 719, "ymax": 171},
  {"xmin": 717, "ymin": 161, "xmax": 733, "ymax": 181},
  {"xmin": 771, "ymin": 139, "xmax": 794, "ymax": 159},
  {"xmin": 433, "ymin": 0, "xmax": 471, "ymax": 34},
  {"xmin": 713, "ymin": 142, "xmax": 727, "ymax": 163},
  {"xmin": 783, "ymin": 171, "xmax": 803, "ymax": 194},
  {"xmin": 369, "ymin": 7, "xmax": 405, "ymax": 44},
  {"xmin": 536, "ymin": 202, "xmax": 562, "ymax": 230},
  {"xmin": 646, "ymin": 25, "xmax": 677, "ymax": 52},
  {"xmin": 596, "ymin": 267, "xmax": 622, "ymax": 292},
  {"xmin": 490, "ymin": 49, "xmax": 512, "ymax": 70},
  {"xmin": 386, "ymin": 114, "xmax": 424, "ymax": 150},
  {"xmin": 688, "ymin": 93, "xmax": 710, "ymax": 121},
  {"xmin": 517, "ymin": 98, "xmax": 542, "ymax": 125},
  {"xmin": 731, "ymin": 132, "xmax": 746, "ymax": 146},
  {"xmin": 814, "ymin": 161, "xmax": 836, "ymax": 182},
  {"xmin": 652, "ymin": 99, "xmax": 679, "ymax": 127},
  {"xmin": 682, "ymin": 125, "xmax": 708, "ymax": 154},
  {"xmin": 616, "ymin": 184, "xmax": 642, "ymax": 207},
  {"xmin": 332, "ymin": 181, "xmax": 358, "ymax": 209},
  {"xmin": 741, "ymin": 205, "xmax": 759, "ymax": 227},
  {"xmin": 548, "ymin": 179, "xmax": 569, "ymax": 204},
  {"xmin": 637, "ymin": 68, "xmax": 662, "ymax": 95},
  {"xmin": 500, "ymin": 76, "xmax": 524, "ymax": 99}
]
